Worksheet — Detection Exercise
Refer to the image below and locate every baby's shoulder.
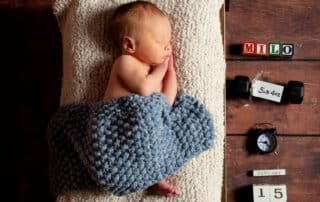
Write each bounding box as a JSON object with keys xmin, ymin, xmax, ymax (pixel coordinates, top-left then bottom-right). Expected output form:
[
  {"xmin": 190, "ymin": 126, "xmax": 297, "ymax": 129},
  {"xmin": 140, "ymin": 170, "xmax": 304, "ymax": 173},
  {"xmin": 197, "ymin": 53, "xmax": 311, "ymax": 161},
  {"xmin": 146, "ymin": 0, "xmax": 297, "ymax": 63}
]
[
  {"xmin": 114, "ymin": 55, "xmax": 140, "ymax": 67},
  {"xmin": 113, "ymin": 55, "xmax": 146, "ymax": 74}
]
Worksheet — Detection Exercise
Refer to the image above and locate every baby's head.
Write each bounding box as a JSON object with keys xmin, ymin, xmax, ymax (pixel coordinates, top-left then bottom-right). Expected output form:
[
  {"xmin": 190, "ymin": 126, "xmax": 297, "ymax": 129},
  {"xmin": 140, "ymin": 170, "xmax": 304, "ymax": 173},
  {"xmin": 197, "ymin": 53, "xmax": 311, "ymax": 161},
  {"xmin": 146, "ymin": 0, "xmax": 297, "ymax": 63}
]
[{"xmin": 109, "ymin": 1, "xmax": 172, "ymax": 65}]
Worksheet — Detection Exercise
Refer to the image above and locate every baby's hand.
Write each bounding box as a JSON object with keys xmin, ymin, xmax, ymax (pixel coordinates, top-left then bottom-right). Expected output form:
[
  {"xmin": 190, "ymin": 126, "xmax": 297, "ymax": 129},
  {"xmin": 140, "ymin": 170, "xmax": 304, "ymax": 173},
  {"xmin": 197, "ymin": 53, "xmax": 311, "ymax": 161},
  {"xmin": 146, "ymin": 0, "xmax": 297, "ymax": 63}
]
[
  {"xmin": 151, "ymin": 57, "xmax": 170, "ymax": 73},
  {"xmin": 162, "ymin": 55, "xmax": 177, "ymax": 106},
  {"xmin": 167, "ymin": 55, "xmax": 175, "ymax": 73}
]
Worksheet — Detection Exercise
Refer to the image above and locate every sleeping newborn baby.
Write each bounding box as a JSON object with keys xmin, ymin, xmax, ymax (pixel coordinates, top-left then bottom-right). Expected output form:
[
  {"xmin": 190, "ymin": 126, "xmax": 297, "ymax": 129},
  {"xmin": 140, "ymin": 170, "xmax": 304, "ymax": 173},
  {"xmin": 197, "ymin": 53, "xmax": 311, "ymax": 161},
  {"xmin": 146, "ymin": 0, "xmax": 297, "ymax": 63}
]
[{"xmin": 103, "ymin": 1, "xmax": 181, "ymax": 197}]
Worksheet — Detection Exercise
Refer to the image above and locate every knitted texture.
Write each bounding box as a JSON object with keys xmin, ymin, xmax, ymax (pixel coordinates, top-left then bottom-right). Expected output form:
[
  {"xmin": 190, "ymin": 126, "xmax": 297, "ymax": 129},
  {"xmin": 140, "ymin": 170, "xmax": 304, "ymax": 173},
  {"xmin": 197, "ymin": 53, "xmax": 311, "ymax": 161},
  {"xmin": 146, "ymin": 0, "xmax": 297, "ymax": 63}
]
[
  {"xmin": 53, "ymin": 0, "xmax": 226, "ymax": 201},
  {"xmin": 47, "ymin": 93, "xmax": 215, "ymax": 196}
]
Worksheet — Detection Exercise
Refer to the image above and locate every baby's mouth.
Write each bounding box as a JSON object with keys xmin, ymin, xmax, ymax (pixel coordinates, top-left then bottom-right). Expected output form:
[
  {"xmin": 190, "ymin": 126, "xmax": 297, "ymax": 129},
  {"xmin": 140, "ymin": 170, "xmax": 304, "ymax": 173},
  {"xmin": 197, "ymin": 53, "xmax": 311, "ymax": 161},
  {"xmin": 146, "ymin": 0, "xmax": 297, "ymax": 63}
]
[{"xmin": 150, "ymin": 57, "xmax": 170, "ymax": 66}]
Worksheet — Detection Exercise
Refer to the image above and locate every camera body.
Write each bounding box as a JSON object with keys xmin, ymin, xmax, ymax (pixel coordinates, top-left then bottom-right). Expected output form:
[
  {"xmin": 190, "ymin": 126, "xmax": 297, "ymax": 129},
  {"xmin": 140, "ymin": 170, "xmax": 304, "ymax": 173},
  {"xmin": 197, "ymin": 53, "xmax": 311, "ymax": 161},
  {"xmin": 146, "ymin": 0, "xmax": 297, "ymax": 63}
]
[{"xmin": 226, "ymin": 75, "xmax": 304, "ymax": 104}]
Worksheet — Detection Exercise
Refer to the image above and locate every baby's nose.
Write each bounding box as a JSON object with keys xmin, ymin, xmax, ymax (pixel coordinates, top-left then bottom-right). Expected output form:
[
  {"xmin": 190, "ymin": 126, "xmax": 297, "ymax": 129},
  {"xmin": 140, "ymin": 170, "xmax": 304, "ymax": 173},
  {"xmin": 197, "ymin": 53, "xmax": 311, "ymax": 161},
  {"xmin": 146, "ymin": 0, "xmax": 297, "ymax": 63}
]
[{"xmin": 165, "ymin": 44, "xmax": 172, "ymax": 52}]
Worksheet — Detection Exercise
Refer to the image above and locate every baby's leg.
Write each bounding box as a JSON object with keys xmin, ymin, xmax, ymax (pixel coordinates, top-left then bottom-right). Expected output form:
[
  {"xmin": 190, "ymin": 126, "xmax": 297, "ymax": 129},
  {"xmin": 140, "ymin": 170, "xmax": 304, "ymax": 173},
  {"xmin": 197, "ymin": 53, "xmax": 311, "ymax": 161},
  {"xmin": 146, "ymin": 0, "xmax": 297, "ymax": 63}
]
[{"xmin": 148, "ymin": 179, "xmax": 182, "ymax": 197}]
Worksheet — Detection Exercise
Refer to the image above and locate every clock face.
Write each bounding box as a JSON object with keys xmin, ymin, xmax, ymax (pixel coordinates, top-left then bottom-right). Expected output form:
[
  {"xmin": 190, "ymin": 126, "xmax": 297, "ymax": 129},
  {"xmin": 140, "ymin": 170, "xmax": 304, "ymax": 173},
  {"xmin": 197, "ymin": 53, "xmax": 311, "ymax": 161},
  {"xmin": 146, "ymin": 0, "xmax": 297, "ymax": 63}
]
[{"xmin": 257, "ymin": 132, "xmax": 277, "ymax": 153}]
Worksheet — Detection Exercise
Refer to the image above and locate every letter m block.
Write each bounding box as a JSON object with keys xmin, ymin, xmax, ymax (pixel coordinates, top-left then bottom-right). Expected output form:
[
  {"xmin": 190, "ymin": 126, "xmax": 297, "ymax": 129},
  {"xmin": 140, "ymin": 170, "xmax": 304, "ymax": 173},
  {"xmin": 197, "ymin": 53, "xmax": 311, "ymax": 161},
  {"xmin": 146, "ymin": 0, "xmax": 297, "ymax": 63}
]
[{"xmin": 242, "ymin": 42, "xmax": 256, "ymax": 55}]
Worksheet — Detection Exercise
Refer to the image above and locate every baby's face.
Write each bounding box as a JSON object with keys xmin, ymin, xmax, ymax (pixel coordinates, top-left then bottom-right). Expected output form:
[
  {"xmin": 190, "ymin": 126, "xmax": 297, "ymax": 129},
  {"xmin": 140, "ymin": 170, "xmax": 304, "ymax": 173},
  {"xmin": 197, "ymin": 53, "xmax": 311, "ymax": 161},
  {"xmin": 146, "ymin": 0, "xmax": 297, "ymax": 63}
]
[{"xmin": 133, "ymin": 15, "xmax": 172, "ymax": 65}]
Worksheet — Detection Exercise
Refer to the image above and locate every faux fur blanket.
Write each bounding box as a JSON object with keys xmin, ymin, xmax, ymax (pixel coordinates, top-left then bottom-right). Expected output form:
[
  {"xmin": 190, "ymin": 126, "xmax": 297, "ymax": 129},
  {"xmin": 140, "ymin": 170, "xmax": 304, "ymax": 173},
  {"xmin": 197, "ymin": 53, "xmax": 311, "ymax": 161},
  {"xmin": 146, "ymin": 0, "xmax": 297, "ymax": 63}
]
[
  {"xmin": 53, "ymin": 0, "xmax": 225, "ymax": 201},
  {"xmin": 47, "ymin": 93, "xmax": 214, "ymax": 196}
]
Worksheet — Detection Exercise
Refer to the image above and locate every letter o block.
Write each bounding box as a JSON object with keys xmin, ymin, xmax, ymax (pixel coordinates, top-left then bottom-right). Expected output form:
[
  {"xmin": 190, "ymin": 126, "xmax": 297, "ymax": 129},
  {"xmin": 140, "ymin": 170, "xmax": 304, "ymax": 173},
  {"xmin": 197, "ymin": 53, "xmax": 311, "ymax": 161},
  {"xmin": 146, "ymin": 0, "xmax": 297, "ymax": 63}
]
[{"xmin": 282, "ymin": 44, "xmax": 294, "ymax": 56}]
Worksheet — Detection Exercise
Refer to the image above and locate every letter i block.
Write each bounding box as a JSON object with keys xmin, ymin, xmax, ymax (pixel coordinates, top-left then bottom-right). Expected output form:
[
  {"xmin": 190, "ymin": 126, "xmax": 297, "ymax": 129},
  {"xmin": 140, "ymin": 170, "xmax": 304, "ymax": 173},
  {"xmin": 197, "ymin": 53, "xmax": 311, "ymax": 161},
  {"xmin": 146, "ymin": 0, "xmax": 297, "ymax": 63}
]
[
  {"xmin": 269, "ymin": 42, "xmax": 282, "ymax": 56},
  {"xmin": 242, "ymin": 42, "xmax": 256, "ymax": 55},
  {"xmin": 255, "ymin": 42, "xmax": 268, "ymax": 56},
  {"xmin": 281, "ymin": 44, "xmax": 294, "ymax": 56}
]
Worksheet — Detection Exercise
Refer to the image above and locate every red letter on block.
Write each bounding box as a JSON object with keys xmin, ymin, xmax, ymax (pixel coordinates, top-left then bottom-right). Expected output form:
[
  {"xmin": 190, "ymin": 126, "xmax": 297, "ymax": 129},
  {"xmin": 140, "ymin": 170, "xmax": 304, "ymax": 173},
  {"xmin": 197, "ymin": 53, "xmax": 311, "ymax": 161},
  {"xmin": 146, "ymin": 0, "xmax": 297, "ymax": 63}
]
[
  {"xmin": 255, "ymin": 42, "xmax": 268, "ymax": 56},
  {"xmin": 242, "ymin": 42, "xmax": 255, "ymax": 55}
]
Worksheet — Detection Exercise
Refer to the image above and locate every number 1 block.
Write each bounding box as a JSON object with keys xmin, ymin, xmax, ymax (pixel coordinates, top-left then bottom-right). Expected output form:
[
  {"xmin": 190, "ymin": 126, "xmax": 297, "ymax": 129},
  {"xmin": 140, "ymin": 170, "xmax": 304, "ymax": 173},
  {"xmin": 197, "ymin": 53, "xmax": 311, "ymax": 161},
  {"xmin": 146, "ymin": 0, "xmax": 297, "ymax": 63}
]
[{"xmin": 253, "ymin": 184, "xmax": 270, "ymax": 202}]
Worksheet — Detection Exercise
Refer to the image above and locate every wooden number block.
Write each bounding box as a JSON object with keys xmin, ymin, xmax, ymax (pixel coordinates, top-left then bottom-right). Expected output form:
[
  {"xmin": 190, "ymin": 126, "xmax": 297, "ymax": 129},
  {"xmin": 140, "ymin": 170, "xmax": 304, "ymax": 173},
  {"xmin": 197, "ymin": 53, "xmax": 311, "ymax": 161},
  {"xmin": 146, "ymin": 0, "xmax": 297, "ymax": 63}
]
[
  {"xmin": 270, "ymin": 185, "xmax": 287, "ymax": 202},
  {"xmin": 269, "ymin": 42, "xmax": 282, "ymax": 56},
  {"xmin": 255, "ymin": 42, "xmax": 268, "ymax": 56},
  {"xmin": 253, "ymin": 184, "xmax": 287, "ymax": 202},
  {"xmin": 243, "ymin": 42, "xmax": 256, "ymax": 55},
  {"xmin": 253, "ymin": 184, "xmax": 271, "ymax": 202},
  {"xmin": 281, "ymin": 44, "xmax": 294, "ymax": 56}
]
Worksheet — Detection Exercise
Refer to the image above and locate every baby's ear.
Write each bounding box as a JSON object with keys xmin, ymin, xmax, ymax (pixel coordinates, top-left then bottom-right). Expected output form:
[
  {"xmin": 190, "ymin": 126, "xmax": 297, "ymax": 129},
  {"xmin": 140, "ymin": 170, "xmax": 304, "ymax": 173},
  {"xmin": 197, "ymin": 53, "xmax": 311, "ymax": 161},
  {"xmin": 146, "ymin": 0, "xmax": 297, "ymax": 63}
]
[{"xmin": 123, "ymin": 36, "xmax": 136, "ymax": 54}]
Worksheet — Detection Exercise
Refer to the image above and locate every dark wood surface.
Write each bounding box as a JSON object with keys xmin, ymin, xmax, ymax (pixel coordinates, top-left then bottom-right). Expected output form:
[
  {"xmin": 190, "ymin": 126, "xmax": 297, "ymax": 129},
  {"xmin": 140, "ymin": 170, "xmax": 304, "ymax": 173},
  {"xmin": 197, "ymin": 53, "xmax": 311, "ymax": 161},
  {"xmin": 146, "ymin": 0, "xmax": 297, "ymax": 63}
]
[
  {"xmin": 2, "ymin": 1, "xmax": 60, "ymax": 201},
  {"xmin": 1, "ymin": 0, "xmax": 53, "ymax": 8},
  {"xmin": 226, "ymin": 0, "xmax": 320, "ymax": 60},
  {"xmin": 227, "ymin": 61, "xmax": 320, "ymax": 134},
  {"xmin": 226, "ymin": 136, "xmax": 320, "ymax": 202},
  {"xmin": 226, "ymin": 1, "xmax": 320, "ymax": 202}
]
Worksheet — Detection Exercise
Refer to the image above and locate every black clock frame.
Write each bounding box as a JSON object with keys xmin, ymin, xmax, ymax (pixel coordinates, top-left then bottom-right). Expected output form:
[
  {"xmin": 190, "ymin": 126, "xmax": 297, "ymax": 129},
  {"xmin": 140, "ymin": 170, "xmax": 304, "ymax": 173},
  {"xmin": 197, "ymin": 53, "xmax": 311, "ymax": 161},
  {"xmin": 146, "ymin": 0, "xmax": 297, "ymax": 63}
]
[{"xmin": 246, "ymin": 128, "xmax": 278, "ymax": 154}]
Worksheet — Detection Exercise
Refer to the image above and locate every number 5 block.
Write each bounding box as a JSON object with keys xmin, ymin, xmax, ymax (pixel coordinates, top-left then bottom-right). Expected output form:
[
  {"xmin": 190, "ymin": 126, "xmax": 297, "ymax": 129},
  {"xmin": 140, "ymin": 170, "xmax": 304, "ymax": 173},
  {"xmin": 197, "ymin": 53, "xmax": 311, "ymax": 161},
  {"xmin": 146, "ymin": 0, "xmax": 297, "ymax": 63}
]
[
  {"xmin": 253, "ymin": 184, "xmax": 287, "ymax": 202},
  {"xmin": 271, "ymin": 185, "xmax": 287, "ymax": 202}
]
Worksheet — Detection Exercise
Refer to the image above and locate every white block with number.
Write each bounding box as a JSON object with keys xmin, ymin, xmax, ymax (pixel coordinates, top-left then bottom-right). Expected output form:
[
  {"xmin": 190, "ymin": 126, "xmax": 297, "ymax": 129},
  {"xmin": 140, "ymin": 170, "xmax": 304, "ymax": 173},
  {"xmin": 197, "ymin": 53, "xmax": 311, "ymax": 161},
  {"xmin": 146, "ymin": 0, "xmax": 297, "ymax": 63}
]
[
  {"xmin": 253, "ymin": 184, "xmax": 271, "ymax": 202},
  {"xmin": 253, "ymin": 184, "xmax": 287, "ymax": 202},
  {"xmin": 270, "ymin": 185, "xmax": 287, "ymax": 202}
]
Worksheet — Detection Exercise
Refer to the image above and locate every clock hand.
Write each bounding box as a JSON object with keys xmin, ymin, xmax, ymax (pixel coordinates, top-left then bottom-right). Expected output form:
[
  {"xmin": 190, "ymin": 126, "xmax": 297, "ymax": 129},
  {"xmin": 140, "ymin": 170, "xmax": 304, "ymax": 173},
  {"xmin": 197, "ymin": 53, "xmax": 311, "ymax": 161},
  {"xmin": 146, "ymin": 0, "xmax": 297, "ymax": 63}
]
[{"xmin": 258, "ymin": 141, "xmax": 270, "ymax": 146}]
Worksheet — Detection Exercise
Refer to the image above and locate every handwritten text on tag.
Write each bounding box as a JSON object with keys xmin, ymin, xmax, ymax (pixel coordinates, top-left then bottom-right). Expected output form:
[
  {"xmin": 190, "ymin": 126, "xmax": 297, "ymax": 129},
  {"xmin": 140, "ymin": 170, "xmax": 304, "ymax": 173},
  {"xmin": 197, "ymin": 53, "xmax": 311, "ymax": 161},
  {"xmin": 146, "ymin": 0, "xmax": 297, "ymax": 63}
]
[{"xmin": 252, "ymin": 80, "xmax": 284, "ymax": 103}]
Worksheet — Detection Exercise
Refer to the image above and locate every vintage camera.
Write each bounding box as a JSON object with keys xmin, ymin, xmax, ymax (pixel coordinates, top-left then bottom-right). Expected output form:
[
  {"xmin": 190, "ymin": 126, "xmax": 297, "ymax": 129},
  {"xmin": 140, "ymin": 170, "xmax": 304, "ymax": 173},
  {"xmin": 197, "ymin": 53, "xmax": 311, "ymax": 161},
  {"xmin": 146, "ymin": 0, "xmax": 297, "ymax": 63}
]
[{"xmin": 226, "ymin": 75, "xmax": 304, "ymax": 104}]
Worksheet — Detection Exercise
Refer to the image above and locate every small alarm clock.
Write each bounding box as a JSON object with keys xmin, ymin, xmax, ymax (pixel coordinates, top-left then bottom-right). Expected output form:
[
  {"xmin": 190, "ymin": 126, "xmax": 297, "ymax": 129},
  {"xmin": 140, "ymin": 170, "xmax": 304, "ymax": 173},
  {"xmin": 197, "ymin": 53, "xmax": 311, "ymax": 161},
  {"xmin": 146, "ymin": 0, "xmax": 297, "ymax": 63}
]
[{"xmin": 247, "ymin": 127, "xmax": 277, "ymax": 154}]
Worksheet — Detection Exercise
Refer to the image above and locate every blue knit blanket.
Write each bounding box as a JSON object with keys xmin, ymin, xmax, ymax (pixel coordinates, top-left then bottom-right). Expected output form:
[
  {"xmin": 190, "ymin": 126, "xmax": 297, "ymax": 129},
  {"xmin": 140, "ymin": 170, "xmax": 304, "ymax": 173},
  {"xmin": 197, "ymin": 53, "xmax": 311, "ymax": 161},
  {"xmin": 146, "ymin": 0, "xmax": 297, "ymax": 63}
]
[{"xmin": 47, "ymin": 93, "xmax": 214, "ymax": 196}]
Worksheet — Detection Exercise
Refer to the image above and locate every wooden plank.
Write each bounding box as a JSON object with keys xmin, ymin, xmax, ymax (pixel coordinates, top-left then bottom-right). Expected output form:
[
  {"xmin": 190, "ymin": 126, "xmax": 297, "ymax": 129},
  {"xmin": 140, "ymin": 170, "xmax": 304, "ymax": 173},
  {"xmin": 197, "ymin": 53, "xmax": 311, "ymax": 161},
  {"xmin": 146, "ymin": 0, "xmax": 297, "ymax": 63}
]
[
  {"xmin": 226, "ymin": 61, "xmax": 320, "ymax": 134},
  {"xmin": 0, "ymin": 0, "xmax": 53, "ymax": 8},
  {"xmin": 226, "ymin": 136, "xmax": 320, "ymax": 202},
  {"xmin": 13, "ymin": 0, "xmax": 53, "ymax": 8},
  {"xmin": 226, "ymin": 0, "xmax": 320, "ymax": 60}
]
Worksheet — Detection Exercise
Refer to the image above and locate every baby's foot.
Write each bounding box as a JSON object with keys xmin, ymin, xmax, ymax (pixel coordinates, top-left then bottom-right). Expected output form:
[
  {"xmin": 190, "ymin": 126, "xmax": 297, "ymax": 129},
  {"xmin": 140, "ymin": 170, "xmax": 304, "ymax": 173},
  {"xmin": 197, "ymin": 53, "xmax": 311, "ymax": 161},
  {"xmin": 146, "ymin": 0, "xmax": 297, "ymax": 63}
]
[{"xmin": 148, "ymin": 179, "xmax": 182, "ymax": 197}]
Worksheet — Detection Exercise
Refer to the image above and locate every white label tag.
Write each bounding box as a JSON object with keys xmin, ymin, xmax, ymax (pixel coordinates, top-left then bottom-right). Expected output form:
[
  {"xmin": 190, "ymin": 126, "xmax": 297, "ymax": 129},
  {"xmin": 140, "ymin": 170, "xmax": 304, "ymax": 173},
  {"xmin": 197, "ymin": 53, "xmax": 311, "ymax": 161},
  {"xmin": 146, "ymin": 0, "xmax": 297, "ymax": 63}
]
[
  {"xmin": 252, "ymin": 80, "xmax": 284, "ymax": 103},
  {"xmin": 253, "ymin": 169, "xmax": 286, "ymax": 177}
]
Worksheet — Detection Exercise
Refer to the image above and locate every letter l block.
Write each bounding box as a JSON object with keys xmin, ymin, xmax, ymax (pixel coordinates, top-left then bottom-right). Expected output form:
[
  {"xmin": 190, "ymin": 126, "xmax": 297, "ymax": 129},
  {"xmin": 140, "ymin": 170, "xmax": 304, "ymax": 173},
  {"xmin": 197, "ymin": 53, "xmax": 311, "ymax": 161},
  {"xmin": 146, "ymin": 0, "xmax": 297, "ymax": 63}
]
[{"xmin": 269, "ymin": 42, "xmax": 282, "ymax": 56}]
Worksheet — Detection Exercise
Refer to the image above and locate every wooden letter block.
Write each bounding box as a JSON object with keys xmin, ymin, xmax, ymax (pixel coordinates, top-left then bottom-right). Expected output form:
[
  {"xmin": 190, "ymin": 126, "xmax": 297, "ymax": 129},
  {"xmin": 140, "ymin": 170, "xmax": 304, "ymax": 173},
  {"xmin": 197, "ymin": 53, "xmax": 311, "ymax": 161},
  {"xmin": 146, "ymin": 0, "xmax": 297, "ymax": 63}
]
[
  {"xmin": 269, "ymin": 42, "xmax": 282, "ymax": 56},
  {"xmin": 281, "ymin": 44, "xmax": 294, "ymax": 56},
  {"xmin": 253, "ymin": 184, "xmax": 287, "ymax": 202},
  {"xmin": 255, "ymin": 42, "xmax": 268, "ymax": 56},
  {"xmin": 243, "ymin": 42, "xmax": 256, "ymax": 55}
]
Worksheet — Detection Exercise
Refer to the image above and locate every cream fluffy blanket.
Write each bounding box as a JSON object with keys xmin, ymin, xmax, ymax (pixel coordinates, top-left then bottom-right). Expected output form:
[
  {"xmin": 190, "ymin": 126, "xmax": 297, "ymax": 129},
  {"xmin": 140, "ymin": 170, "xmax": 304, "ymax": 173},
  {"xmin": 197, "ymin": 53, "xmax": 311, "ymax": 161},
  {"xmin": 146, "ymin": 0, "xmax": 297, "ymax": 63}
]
[{"xmin": 53, "ymin": 0, "xmax": 225, "ymax": 201}]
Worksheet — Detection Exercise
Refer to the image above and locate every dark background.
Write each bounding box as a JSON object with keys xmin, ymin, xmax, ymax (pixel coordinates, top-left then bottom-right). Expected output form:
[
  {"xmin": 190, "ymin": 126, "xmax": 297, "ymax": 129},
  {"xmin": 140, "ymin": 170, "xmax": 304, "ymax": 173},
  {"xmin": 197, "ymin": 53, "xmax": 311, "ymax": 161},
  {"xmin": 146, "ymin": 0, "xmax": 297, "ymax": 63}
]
[{"xmin": 1, "ymin": 1, "xmax": 61, "ymax": 201}]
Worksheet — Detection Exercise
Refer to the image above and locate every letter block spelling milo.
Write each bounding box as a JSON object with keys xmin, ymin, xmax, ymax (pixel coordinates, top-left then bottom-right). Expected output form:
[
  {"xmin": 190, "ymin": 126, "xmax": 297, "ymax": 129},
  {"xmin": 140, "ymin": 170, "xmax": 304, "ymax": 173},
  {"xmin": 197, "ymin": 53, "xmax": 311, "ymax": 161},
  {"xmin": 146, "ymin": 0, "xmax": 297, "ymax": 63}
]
[
  {"xmin": 241, "ymin": 42, "xmax": 294, "ymax": 57},
  {"xmin": 268, "ymin": 42, "xmax": 282, "ymax": 56},
  {"xmin": 242, "ymin": 42, "xmax": 256, "ymax": 55},
  {"xmin": 255, "ymin": 42, "xmax": 268, "ymax": 56},
  {"xmin": 281, "ymin": 44, "xmax": 294, "ymax": 56}
]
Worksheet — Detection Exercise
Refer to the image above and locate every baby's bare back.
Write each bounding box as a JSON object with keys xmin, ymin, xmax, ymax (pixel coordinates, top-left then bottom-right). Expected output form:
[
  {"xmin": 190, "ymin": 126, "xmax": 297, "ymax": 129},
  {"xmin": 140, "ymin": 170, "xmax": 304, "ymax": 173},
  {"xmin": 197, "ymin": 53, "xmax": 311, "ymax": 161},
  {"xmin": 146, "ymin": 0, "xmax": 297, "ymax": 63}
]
[{"xmin": 103, "ymin": 55, "xmax": 163, "ymax": 101}]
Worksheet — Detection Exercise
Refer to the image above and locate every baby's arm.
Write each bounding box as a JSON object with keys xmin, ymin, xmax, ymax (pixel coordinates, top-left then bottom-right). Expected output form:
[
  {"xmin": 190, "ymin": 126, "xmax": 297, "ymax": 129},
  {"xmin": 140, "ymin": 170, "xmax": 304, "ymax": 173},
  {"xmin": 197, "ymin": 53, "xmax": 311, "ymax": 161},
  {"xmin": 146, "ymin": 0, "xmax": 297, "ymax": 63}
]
[
  {"xmin": 115, "ymin": 55, "xmax": 168, "ymax": 96},
  {"xmin": 162, "ymin": 55, "xmax": 177, "ymax": 106}
]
